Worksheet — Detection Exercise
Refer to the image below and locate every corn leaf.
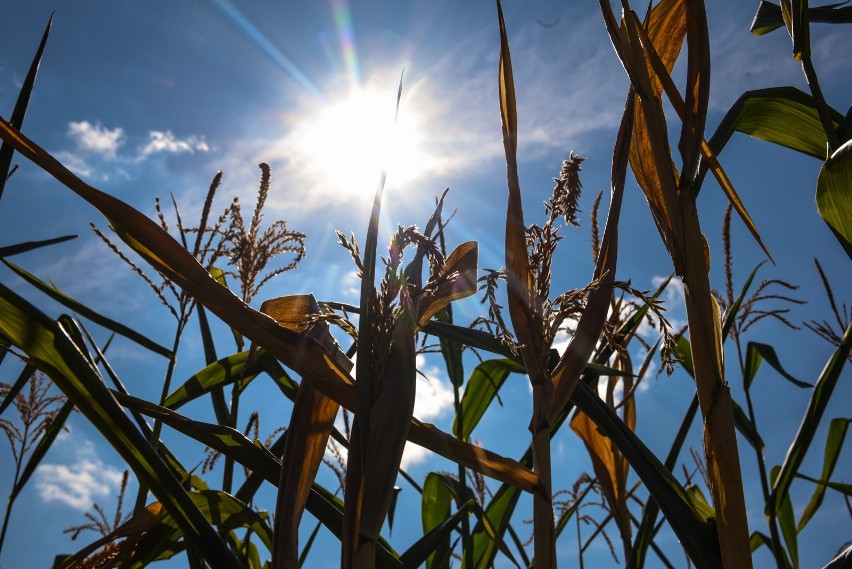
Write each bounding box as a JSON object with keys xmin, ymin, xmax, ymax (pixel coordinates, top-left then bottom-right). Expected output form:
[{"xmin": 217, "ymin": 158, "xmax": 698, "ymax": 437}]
[
  {"xmin": 0, "ymin": 284, "xmax": 242, "ymax": 569},
  {"xmin": 570, "ymin": 409, "xmax": 631, "ymax": 542},
  {"xmin": 453, "ymin": 358, "xmax": 525, "ymax": 440},
  {"xmin": 704, "ymin": 87, "xmax": 843, "ymax": 163},
  {"xmin": 750, "ymin": 1, "xmax": 852, "ymax": 35},
  {"xmin": 797, "ymin": 418, "xmax": 851, "ymax": 531},
  {"xmin": 745, "ymin": 341, "xmax": 811, "ymax": 390},
  {"xmin": 420, "ymin": 473, "xmax": 456, "ymax": 569},
  {"xmin": 772, "ymin": 465, "xmax": 800, "ymax": 568},
  {"xmin": 0, "ymin": 363, "xmax": 37, "ymax": 416},
  {"xmin": 0, "ymin": 13, "xmax": 52, "ymax": 199},
  {"xmin": 163, "ymin": 349, "xmax": 297, "ymax": 410},
  {"xmin": 817, "ymin": 139, "xmax": 852, "ymax": 259},
  {"xmin": 0, "ymin": 235, "xmax": 77, "ymax": 257},
  {"xmin": 416, "ymin": 241, "xmax": 478, "ymax": 329},
  {"xmin": 768, "ymin": 322, "xmax": 852, "ymax": 516},
  {"xmin": 2, "ymin": 258, "xmax": 172, "ymax": 358},
  {"xmin": 463, "ymin": 480, "xmax": 521, "ymax": 569}
]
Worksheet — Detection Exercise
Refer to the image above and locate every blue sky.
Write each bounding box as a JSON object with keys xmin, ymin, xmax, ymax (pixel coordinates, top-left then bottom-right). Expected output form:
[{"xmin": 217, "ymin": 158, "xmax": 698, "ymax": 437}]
[{"xmin": 1, "ymin": 1, "xmax": 850, "ymax": 567}]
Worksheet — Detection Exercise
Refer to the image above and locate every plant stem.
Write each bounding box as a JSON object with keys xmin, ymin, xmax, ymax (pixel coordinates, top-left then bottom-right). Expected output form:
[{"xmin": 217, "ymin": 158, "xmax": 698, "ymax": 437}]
[
  {"xmin": 679, "ymin": 196, "xmax": 752, "ymax": 568},
  {"xmin": 531, "ymin": 377, "xmax": 556, "ymax": 569},
  {"xmin": 734, "ymin": 341, "xmax": 789, "ymax": 569},
  {"xmin": 800, "ymin": 57, "xmax": 840, "ymax": 154}
]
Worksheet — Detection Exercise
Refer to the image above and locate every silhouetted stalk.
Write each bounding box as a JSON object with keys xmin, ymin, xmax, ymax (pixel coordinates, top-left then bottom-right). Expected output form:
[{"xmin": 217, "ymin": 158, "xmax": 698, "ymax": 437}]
[
  {"xmin": 800, "ymin": 57, "xmax": 840, "ymax": 153},
  {"xmin": 532, "ymin": 376, "xmax": 556, "ymax": 568},
  {"xmin": 734, "ymin": 336, "xmax": 790, "ymax": 569}
]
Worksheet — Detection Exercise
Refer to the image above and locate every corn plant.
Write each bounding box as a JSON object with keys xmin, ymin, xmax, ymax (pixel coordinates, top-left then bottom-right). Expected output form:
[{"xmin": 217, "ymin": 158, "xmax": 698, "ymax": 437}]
[{"xmin": 0, "ymin": 1, "xmax": 849, "ymax": 568}]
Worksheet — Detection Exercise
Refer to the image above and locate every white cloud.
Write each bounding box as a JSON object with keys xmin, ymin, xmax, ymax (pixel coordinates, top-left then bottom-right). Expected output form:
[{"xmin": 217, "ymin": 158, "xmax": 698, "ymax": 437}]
[
  {"xmin": 139, "ymin": 130, "xmax": 210, "ymax": 157},
  {"xmin": 68, "ymin": 120, "xmax": 125, "ymax": 159},
  {"xmin": 35, "ymin": 442, "xmax": 124, "ymax": 511}
]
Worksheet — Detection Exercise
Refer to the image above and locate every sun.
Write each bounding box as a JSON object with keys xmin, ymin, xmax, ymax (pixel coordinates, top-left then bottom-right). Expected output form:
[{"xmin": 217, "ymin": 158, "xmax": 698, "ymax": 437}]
[{"xmin": 291, "ymin": 84, "xmax": 426, "ymax": 200}]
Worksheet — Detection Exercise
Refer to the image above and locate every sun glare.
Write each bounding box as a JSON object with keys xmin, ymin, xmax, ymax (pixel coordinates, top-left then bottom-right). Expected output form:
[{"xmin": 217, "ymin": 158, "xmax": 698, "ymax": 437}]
[{"xmin": 293, "ymin": 86, "xmax": 425, "ymax": 199}]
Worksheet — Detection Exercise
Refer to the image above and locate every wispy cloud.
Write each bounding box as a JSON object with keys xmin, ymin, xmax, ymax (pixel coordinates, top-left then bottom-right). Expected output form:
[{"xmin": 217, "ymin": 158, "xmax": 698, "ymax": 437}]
[
  {"xmin": 68, "ymin": 120, "xmax": 125, "ymax": 159},
  {"xmin": 139, "ymin": 130, "xmax": 210, "ymax": 157},
  {"xmin": 35, "ymin": 441, "xmax": 125, "ymax": 511},
  {"xmin": 60, "ymin": 120, "xmax": 210, "ymax": 180}
]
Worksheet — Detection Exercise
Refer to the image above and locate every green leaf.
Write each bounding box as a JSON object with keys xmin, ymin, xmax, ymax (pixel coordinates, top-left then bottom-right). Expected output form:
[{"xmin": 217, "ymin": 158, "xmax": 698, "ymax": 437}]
[
  {"xmin": 768, "ymin": 322, "xmax": 852, "ymax": 517},
  {"xmin": 163, "ymin": 349, "xmax": 298, "ymax": 410},
  {"xmin": 0, "ymin": 283, "xmax": 242, "ymax": 569},
  {"xmin": 817, "ymin": 139, "xmax": 852, "ymax": 259},
  {"xmin": 169, "ymin": 491, "xmax": 274, "ymax": 553},
  {"xmin": 2, "ymin": 258, "xmax": 172, "ymax": 359},
  {"xmin": 0, "ymin": 13, "xmax": 52, "ymax": 200},
  {"xmin": 745, "ymin": 341, "xmax": 811, "ymax": 390},
  {"xmin": 797, "ymin": 418, "xmax": 852, "ymax": 530},
  {"xmin": 750, "ymin": 1, "xmax": 852, "ymax": 35},
  {"xmin": 771, "ymin": 465, "xmax": 799, "ymax": 568},
  {"xmin": 0, "ymin": 235, "xmax": 77, "ymax": 257},
  {"xmin": 463, "ymin": 481, "xmax": 522, "ymax": 569},
  {"xmin": 0, "ymin": 363, "xmax": 37, "ymax": 416},
  {"xmin": 421, "ymin": 473, "xmax": 454, "ymax": 569},
  {"xmin": 453, "ymin": 358, "xmax": 524, "ymax": 440},
  {"xmin": 705, "ymin": 87, "xmax": 844, "ymax": 163}
]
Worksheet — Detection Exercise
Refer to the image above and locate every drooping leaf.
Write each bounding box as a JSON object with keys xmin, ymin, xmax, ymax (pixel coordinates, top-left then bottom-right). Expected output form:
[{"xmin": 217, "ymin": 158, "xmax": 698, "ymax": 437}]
[
  {"xmin": 416, "ymin": 241, "xmax": 478, "ymax": 329},
  {"xmin": 163, "ymin": 349, "xmax": 297, "ymax": 410},
  {"xmin": 745, "ymin": 341, "xmax": 811, "ymax": 390},
  {"xmin": 817, "ymin": 139, "xmax": 852, "ymax": 259},
  {"xmin": 704, "ymin": 87, "xmax": 843, "ymax": 163}
]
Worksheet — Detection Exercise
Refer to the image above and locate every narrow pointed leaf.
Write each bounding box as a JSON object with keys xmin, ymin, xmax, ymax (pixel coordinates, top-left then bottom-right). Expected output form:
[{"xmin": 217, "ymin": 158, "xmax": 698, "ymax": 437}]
[
  {"xmin": 421, "ymin": 473, "xmax": 454, "ymax": 569},
  {"xmin": 2, "ymin": 258, "xmax": 172, "ymax": 358},
  {"xmin": 0, "ymin": 235, "xmax": 77, "ymax": 257},
  {"xmin": 0, "ymin": 13, "xmax": 52, "ymax": 199},
  {"xmin": 769, "ymin": 322, "xmax": 852, "ymax": 516},
  {"xmin": 0, "ymin": 363, "xmax": 37, "ymax": 416},
  {"xmin": 797, "ymin": 418, "xmax": 851, "ymax": 531}
]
